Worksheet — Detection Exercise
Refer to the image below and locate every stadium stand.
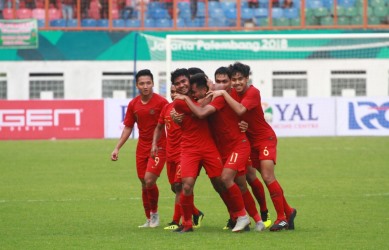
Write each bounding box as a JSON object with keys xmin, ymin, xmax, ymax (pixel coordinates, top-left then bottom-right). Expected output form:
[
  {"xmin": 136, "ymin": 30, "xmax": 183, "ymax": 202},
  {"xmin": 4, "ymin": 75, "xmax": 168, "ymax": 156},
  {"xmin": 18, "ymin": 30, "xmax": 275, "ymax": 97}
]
[
  {"xmin": 1, "ymin": 0, "xmax": 388, "ymax": 30},
  {"xmin": 16, "ymin": 8, "xmax": 32, "ymax": 19}
]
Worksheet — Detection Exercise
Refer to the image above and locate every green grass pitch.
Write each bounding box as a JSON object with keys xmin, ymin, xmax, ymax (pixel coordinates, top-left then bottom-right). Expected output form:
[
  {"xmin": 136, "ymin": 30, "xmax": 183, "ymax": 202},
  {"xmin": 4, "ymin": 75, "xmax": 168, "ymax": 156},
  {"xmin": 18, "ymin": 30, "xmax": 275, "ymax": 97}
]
[{"xmin": 1, "ymin": 137, "xmax": 388, "ymax": 249}]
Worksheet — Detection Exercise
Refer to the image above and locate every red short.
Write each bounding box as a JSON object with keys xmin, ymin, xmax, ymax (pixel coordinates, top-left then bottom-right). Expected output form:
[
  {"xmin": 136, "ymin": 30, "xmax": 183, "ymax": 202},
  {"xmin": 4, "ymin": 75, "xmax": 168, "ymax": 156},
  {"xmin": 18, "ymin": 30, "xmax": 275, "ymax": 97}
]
[
  {"xmin": 166, "ymin": 160, "xmax": 182, "ymax": 184},
  {"xmin": 222, "ymin": 139, "xmax": 250, "ymax": 176},
  {"xmin": 136, "ymin": 149, "xmax": 166, "ymax": 179},
  {"xmin": 250, "ymin": 138, "xmax": 277, "ymax": 170},
  {"xmin": 180, "ymin": 147, "xmax": 223, "ymax": 179}
]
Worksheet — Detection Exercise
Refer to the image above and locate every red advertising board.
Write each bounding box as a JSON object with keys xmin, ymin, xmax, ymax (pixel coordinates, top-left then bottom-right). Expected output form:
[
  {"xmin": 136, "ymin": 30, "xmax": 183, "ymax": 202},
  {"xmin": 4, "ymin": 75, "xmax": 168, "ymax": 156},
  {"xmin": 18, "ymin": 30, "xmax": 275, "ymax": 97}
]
[{"xmin": 0, "ymin": 100, "xmax": 104, "ymax": 140}]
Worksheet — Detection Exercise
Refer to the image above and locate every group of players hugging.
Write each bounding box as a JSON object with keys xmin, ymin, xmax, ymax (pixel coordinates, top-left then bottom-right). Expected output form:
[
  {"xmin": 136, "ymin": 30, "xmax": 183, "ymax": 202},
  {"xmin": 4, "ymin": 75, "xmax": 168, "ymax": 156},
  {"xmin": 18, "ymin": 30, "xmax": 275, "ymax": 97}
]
[{"xmin": 111, "ymin": 62, "xmax": 297, "ymax": 233}]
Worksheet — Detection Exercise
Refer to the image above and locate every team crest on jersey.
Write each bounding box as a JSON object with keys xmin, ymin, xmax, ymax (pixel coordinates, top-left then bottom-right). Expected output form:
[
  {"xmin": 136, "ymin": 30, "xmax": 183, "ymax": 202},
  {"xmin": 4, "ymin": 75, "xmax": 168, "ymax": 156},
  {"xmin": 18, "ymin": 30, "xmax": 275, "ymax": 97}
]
[{"xmin": 150, "ymin": 109, "xmax": 155, "ymax": 115}]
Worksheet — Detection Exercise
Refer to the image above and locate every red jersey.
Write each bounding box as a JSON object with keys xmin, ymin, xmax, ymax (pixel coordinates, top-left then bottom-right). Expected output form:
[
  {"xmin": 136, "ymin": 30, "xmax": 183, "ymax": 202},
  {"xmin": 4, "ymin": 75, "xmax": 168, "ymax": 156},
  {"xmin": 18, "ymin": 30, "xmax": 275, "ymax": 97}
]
[
  {"xmin": 158, "ymin": 102, "xmax": 181, "ymax": 161},
  {"xmin": 173, "ymin": 99, "xmax": 216, "ymax": 150},
  {"xmin": 124, "ymin": 93, "xmax": 168, "ymax": 156},
  {"xmin": 208, "ymin": 96, "xmax": 248, "ymax": 160},
  {"xmin": 230, "ymin": 86, "xmax": 276, "ymax": 147}
]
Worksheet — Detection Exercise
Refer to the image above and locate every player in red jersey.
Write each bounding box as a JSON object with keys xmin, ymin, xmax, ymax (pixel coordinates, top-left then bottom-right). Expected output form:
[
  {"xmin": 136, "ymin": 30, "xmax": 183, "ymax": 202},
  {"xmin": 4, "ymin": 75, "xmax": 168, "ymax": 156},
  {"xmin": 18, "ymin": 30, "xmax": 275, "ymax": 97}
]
[
  {"xmin": 212, "ymin": 62, "xmax": 297, "ymax": 231},
  {"xmin": 111, "ymin": 69, "xmax": 168, "ymax": 228},
  {"xmin": 214, "ymin": 67, "xmax": 272, "ymax": 230},
  {"xmin": 151, "ymin": 84, "xmax": 204, "ymax": 230},
  {"xmin": 171, "ymin": 69, "xmax": 222, "ymax": 233},
  {"xmin": 172, "ymin": 71, "xmax": 250, "ymax": 233},
  {"xmin": 175, "ymin": 71, "xmax": 265, "ymax": 232}
]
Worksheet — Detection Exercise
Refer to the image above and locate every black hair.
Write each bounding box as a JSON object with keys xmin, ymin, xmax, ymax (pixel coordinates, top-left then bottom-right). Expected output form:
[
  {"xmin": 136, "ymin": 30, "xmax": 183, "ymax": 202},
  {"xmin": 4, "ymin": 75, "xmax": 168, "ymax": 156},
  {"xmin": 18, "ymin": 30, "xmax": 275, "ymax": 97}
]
[
  {"xmin": 136, "ymin": 69, "xmax": 153, "ymax": 82},
  {"xmin": 171, "ymin": 68, "xmax": 190, "ymax": 85},
  {"xmin": 214, "ymin": 66, "xmax": 230, "ymax": 79},
  {"xmin": 189, "ymin": 73, "xmax": 209, "ymax": 92},
  {"xmin": 228, "ymin": 62, "xmax": 250, "ymax": 78},
  {"xmin": 188, "ymin": 67, "xmax": 205, "ymax": 76}
]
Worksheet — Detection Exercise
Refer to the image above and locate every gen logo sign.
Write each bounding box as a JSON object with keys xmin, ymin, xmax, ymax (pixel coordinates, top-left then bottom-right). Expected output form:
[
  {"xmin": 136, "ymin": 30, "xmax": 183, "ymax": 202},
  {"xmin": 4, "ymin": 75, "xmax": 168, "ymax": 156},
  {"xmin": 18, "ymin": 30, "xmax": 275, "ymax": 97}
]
[
  {"xmin": 0, "ymin": 100, "xmax": 104, "ymax": 140},
  {"xmin": 0, "ymin": 109, "xmax": 81, "ymax": 127}
]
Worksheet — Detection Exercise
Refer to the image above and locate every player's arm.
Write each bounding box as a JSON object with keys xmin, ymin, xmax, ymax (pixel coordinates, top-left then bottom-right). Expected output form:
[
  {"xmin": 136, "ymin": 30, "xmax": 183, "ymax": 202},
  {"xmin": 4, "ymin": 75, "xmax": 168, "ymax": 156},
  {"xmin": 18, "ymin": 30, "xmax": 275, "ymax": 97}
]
[
  {"xmin": 111, "ymin": 125, "xmax": 133, "ymax": 161},
  {"xmin": 151, "ymin": 123, "xmax": 164, "ymax": 158},
  {"xmin": 177, "ymin": 95, "xmax": 216, "ymax": 119},
  {"xmin": 212, "ymin": 90, "xmax": 247, "ymax": 116}
]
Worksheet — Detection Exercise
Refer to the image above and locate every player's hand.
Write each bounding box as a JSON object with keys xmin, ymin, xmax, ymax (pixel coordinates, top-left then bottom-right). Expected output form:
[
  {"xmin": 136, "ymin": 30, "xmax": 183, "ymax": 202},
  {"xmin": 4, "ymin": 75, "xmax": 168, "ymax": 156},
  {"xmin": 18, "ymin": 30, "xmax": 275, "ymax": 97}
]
[
  {"xmin": 150, "ymin": 144, "xmax": 158, "ymax": 159},
  {"xmin": 111, "ymin": 149, "xmax": 119, "ymax": 161},
  {"xmin": 205, "ymin": 91, "xmax": 214, "ymax": 100},
  {"xmin": 170, "ymin": 108, "xmax": 184, "ymax": 124},
  {"xmin": 174, "ymin": 94, "xmax": 186, "ymax": 100},
  {"xmin": 239, "ymin": 120, "xmax": 248, "ymax": 133},
  {"xmin": 210, "ymin": 90, "xmax": 225, "ymax": 100},
  {"xmin": 212, "ymin": 90, "xmax": 224, "ymax": 97}
]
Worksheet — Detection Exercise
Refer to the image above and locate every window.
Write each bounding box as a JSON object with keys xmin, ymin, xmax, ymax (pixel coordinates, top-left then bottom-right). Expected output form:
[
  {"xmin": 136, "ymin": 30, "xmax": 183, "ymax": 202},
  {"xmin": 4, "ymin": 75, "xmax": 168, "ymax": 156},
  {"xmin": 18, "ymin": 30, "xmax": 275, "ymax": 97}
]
[
  {"xmin": 102, "ymin": 72, "xmax": 135, "ymax": 98},
  {"xmin": 29, "ymin": 73, "xmax": 64, "ymax": 99},
  {"xmin": 331, "ymin": 70, "xmax": 366, "ymax": 97},
  {"xmin": 272, "ymin": 71, "xmax": 307, "ymax": 97}
]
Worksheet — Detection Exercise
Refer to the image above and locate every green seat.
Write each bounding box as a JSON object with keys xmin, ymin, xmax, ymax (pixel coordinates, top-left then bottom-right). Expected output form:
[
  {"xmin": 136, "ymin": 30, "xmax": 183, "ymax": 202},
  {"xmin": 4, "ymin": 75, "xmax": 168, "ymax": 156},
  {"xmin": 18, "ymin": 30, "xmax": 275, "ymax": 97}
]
[
  {"xmin": 355, "ymin": 0, "xmax": 364, "ymax": 7},
  {"xmin": 350, "ymin": 16, "xmax": 363, "ymax": 25},
  {"xmin": 373, "ymin": 6, "xmax": 388, "ymax": 17},
  {"xmin": 369, "ymin": 0, "xmax": 385, "ymax": 7},
  {"xmin": 345, "ymin": 6, "xmax": 358, "ymax": 17},
  {"xmin": 337, "ymin": 16, "xmax": 350, "ymax": 25},
  {"xmin": 273, "ymin": 17, "xmax": 290, "ymax": 26},
  {"xmin": 305, "ymin": 16, "xmax": 320, "ymax": 25},
  {"xmin": 256, "ymin": 18, "xmax": 269, "ymax": 26},
  {"xmin": 289, "ymin": 18, "xmax": 301, "ymax": 26},
  {"xmin": 305, "ymin": 8, "xmax": 314, "ymax": 18},
  {"xmin": 332, "ymin": 6, "xmax": 346, "ymax": 16},
  {"xmin": 357, "ymin": 6, "xmax": 373, "ymax": 16},
  {"xmin": 314, "ymin": 7, "xmax": 330, "ymax": 17},
  {"xmin": 320, "ymin": 16, "xmax": 333, "ymax": 25},
  {"xmin": 368, "ymin": 16, "xmax": 381, "ymax": 24}
]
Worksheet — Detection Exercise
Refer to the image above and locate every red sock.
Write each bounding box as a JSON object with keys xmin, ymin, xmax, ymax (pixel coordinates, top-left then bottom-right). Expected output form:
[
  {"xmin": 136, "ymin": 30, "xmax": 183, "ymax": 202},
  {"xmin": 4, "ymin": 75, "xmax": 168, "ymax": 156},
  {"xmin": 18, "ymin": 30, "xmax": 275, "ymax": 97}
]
[
  {"xmin": 142, "ymin": 188, "xmax": 151, "ymax": 219},
  {"xmin": 267, "ymin": 180, "xmax": 286, "ymax": 221},
  {"xmin": 193, "ymin": 205, "xmax": 200, "ymax": 216},
  {"xmin": 281, "ymin": 187, "xmax": 292, "ymax": 218},
  {"xmin": 220, "ymin": 190, "xmax": 233, "ymax": 218},
  {"xmin": 146, "ymin": 184, "xmax": 159, "ymax": 213},
  {"xmin": 226, "ymin": 184, "xmax": 246, "ymax": 218},
  {"xmin": 242, "ymin": 190, "xmax": 261, "ymax": 223},
  {"xmin": 173, "ymin": 202, "xmax": 181, "ymax": 224},
  {"xmin": 180, "ymin": 192, "xmax": 193, "ymax": 227},
  {"xmin": 249, "ymin": 178, "xmax": 268, "ymax": 212}
]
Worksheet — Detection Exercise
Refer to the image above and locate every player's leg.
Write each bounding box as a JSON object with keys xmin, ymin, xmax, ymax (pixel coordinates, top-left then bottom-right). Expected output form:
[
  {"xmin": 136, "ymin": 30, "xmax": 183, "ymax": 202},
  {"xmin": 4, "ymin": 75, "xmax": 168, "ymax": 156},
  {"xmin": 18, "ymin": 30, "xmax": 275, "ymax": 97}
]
[
  {"xmin": 247, "ymin": 150, "xmax": 271, "ymax": 226},
  {"xmin": 144, "ymin": 153, "xmax": 166, "ymax": 228},
  {"xmin": 246, "ymin": 165, "xmax": 271, "ymax": 228},
  {"xmin": 235, "ymin": 174, "xmax": 265, "ymax": 232},
  {"xmin": 176, "ymin": 176, "xmax": 196, "ymax": 232},
  {"xmin": 164, "ymin": 161, "xmax": 180, "ymax": 230},
  {"xmin": 220, "ymin": 167, "xmax": 249, "ymax": 232},
  {"xmin": 136, "ymin": 156, "xmax": 151, "ymax": 228}
]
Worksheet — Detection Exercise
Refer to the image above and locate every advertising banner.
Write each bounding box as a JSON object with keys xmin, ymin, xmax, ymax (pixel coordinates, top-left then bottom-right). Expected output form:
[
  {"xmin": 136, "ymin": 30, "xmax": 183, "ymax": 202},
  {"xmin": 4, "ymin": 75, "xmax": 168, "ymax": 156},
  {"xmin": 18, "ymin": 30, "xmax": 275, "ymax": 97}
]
[
  {"xmin": 104, "ymin": 99, "xmax": 139, "ymax": 139},
  {"xmin": 336, "ymin": 97, "xmax": 389, "ymax": 136},
  {"xmin": 0, "ymin": 100, "xmax": 104, "ymax": 140},
  {"xmin": 262, "ymin": 97, "xmax": 336, "ymax": 137},
  {"xmin": 0, "ymin": 19, "xmax": 38, "ymax": 49}
]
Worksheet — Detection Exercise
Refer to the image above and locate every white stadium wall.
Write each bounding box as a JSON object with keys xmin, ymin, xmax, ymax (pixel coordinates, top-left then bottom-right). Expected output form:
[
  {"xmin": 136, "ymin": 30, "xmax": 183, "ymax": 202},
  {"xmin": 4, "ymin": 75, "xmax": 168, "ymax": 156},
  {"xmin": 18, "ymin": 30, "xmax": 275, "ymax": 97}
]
[{"xmin": 1, "ymin": 59, "xmax": 389, "ymax": 100}]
